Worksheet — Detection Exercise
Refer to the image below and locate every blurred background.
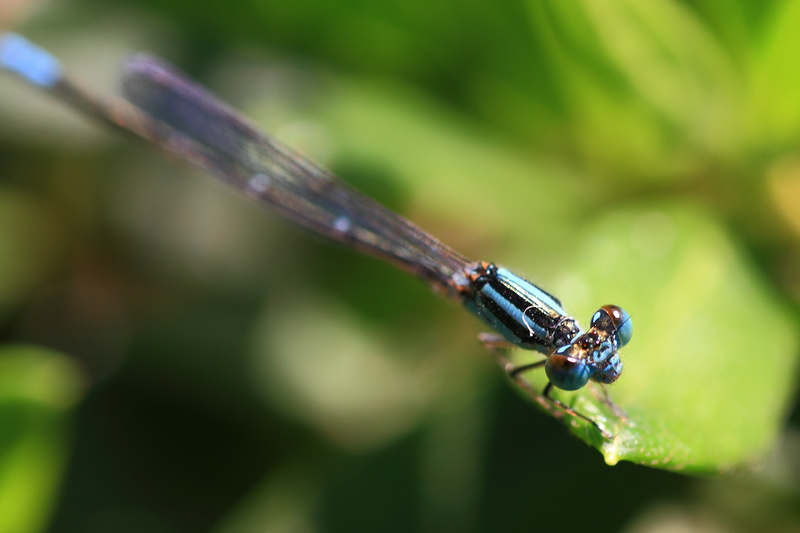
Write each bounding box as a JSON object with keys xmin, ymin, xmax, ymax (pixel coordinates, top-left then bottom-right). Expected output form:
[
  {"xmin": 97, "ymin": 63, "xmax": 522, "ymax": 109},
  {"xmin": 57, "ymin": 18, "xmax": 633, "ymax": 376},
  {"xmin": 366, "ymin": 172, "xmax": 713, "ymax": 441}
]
[{"xmin": 1, "ymin": 0, "xmax": 800, "ymax": 532}]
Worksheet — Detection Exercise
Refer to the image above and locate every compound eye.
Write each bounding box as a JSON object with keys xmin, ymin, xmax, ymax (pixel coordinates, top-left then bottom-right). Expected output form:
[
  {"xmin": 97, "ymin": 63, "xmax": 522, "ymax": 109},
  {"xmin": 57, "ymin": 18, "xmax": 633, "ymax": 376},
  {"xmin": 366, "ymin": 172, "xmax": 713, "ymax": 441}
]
[
  {"xmin": 591, "ymin": 305, "xmax": 632, "ymax": 347},
  {"xmin": 545, "ymin": 353, "xmax": 592, "ymax": 391}
]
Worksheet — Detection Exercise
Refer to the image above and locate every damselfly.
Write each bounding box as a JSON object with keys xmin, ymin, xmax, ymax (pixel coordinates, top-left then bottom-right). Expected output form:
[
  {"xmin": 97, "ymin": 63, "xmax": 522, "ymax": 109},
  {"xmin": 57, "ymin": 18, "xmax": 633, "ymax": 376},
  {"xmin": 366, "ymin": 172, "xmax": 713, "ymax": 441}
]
[{"xmin": 0, "ymin": 33, "xmax": 632, "ymax": 437}]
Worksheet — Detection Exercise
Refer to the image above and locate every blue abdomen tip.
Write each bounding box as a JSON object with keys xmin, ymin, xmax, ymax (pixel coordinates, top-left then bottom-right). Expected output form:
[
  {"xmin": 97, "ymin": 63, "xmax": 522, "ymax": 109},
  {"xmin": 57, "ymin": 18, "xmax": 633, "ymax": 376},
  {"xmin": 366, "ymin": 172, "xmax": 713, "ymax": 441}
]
[{"xmin": 0, "ymin": 33, "xmax": 62, "ymax": 87}]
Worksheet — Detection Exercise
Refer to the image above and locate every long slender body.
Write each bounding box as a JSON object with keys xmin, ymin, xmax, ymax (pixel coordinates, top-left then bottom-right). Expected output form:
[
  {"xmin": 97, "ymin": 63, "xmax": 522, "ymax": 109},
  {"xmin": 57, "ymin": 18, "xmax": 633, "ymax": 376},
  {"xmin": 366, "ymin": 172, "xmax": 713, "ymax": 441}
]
[{"xmin": 0, "ymin": 34, "xmax": 632, "ymax": 432}]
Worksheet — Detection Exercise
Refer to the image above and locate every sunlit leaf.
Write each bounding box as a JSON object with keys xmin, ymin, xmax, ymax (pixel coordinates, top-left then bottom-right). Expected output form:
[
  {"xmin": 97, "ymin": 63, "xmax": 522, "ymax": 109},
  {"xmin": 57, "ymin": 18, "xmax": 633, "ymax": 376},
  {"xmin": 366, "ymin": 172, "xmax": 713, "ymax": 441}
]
[{"xmin": 508, "ymin": 204, "xmax": 798, "ymax": 472}]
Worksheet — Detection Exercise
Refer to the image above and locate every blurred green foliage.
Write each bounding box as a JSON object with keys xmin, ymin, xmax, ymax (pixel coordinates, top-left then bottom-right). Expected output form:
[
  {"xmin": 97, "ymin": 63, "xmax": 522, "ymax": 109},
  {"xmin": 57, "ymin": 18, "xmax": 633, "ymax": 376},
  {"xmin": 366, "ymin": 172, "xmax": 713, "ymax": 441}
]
[{"xmin": 1, "ymin": 0, "xmax": 800, "ymax": 532}]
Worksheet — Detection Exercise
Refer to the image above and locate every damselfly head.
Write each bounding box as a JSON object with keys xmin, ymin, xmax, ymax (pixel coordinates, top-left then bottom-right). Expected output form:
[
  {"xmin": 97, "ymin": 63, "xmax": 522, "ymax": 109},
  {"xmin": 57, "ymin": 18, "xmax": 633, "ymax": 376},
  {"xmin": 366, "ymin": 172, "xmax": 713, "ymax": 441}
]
[
  {"xmin": 585, "ymin": 304, "xmax": 630, "ymax": 385},
  {"xmin": 545, "ymin": 305, "xmax": 630, "ymax": 390}
]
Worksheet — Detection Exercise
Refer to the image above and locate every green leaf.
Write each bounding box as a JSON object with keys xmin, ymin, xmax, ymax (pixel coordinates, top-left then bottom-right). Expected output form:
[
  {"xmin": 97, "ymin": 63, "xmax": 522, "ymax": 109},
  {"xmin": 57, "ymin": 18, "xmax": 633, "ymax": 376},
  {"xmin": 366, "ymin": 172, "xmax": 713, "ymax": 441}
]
[
  {"xmin": 507, "ymin": 204, "xmax": 798, "ymax": 472},
  {"xmin": 0, "ymin": 345, "xmax": 84, "ymax": 533}
]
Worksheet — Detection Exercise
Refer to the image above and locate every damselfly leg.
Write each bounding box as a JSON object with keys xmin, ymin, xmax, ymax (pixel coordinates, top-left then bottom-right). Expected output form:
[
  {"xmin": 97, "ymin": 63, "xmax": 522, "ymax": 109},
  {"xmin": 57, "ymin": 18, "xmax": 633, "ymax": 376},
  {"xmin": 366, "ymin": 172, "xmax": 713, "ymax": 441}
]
[{"xmin": 478, "ymin": 332, "xmax": 615, "ymax": 438}]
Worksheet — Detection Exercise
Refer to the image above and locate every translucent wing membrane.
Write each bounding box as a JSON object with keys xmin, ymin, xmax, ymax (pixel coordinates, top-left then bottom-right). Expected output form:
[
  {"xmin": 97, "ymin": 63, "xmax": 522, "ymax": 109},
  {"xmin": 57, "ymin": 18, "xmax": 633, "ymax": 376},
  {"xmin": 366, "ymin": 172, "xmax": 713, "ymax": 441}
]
[{"xmin": 120, "ymin": 55, "xmax": 471, "ymax": 296}]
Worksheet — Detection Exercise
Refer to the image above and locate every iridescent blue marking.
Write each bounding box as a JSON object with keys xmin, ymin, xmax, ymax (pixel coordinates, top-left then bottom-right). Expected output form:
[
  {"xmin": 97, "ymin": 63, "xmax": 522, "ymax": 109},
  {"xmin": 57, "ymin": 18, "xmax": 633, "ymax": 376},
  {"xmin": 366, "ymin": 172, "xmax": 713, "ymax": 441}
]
[
  {"xmin": 591, "ymin": 345, "xmax": 612, "ymax": 363},
  {"xmin": 495, "ymin": 267, "xmax": 567, "ymax": 316},
  {"xmin": 0, "ymin": 34, "xmax": 61, "ymax": 87},
  {"xmin": 482, "ymin": 284, "xmax": 547, "ymax": 339},
  {"xmin": 468, "ymin": 264, "xmax": 576, "ymax": 352}
]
